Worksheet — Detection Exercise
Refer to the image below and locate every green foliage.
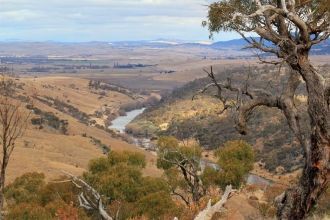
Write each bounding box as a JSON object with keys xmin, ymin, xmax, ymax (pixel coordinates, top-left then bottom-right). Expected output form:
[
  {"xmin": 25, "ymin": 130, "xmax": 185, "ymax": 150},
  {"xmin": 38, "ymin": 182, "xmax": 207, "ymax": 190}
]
[
  {"xmin": 6, "ymin": 203, "xmax": 53, "ymax": 220},
  {"xmin": 5, "ymin": 172, "xmax": 45, "ymax": 205},
  {"xmin": 5, "ymin": 153, "xmax": 178, "ymax": 220},
  {"xmin": 134, "ymin": 191, "xmax": 181, "ymax": 219},
  {"xmin": 157, "ymin": 136, "xmax": 202, "ymax": 170},
  {"xmin": 204, "ymin": 0, "xmax": 329, "ymax": 35},
  {"xmin": 201, "ymin": 166, "xmax": 220, "ymax": 189},
  {"xmin": 129, "ymin": 65, "xmax": 304, "ymax": 172},
  {"xmin": 204, "ymin": 0, "xmax": 257, "ymax": 33},
  {"xmin": 156, "ymin": 136, "xmax": 206, "ymax": 204},
  {"xmin": 215, "ymin": 140, "xmax": 255, "ymax": 189},
  {"xmin": 83, "ymin": 151, "xmax": 178, "ymax": 219},
  {"xmin": 5, "ymin": 172, "xmax": 87, "ymax": 220},
  {"xmin": 216, "ymin": 140, "xmax": 255, "ymax": 172}
]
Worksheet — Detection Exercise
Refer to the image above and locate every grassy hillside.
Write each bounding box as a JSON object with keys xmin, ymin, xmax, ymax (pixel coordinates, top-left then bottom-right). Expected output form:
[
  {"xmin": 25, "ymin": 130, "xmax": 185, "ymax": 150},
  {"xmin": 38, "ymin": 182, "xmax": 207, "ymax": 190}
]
[
  {"xmin": 5, "ymin": 76, "xmax": 160, "ymax": 183},
  {"xmin": 128, "ymin": 64, "xmax": 329, "ymax": 173}
]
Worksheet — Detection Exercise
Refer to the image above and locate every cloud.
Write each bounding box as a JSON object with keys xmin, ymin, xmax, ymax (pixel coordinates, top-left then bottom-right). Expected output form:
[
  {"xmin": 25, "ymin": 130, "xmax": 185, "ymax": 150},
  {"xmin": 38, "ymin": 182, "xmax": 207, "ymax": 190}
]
[{"xmin": 0, "ymin": 0, "xmax": 238, "ymax": 41}]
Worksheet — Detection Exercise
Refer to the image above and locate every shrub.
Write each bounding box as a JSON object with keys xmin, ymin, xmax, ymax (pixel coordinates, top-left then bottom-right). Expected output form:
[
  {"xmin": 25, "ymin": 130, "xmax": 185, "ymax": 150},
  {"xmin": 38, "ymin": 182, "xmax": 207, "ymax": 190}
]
[
  {"xmin": 7, "ymin": 203, "xmax": 53, "ymax": 220},
  {"xmin": 215, "ymin": 140, "xmax": 255, "ymax": 189}
]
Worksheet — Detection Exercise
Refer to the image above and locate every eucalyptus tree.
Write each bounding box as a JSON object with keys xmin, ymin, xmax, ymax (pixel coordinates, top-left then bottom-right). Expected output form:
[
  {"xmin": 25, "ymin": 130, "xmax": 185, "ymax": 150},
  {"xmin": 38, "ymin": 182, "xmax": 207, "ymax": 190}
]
[{"xmin": 202, "ymin": 0, "xmax": 329, "ymax": 219}]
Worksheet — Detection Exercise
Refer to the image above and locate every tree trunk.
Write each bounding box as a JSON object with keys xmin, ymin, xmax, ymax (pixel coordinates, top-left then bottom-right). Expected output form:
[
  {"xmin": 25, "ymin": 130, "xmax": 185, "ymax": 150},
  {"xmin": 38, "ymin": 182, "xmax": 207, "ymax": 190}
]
[
  {"xmin": 277, "ymin": 57, "xmax": 330, "ymax": 219},
  {"xmin": 0, "ymin": 167, "xmax": 6, "ymax": 219}
]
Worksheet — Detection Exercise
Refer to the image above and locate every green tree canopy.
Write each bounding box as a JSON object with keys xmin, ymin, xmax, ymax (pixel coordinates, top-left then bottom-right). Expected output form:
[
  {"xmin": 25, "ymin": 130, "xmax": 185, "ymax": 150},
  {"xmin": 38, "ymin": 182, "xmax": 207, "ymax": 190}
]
[
  {"xmin": 202, "ymin": 140, "xmax": 255, "ymax": 189},
  {"xmin": 83, "ymin": 150, "xmax": 180, "ymax": 219}
]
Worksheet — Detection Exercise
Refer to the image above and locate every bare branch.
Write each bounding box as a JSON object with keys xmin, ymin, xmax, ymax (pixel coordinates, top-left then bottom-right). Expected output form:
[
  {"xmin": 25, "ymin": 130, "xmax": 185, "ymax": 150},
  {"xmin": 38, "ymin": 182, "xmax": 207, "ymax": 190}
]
[
  {"xmin": 62, "ymin": 171, "xmax": 113, "ymax": 220},
  {"xmin": 236, "ymin": 95, "xmax": 280, "ymax": 134},
  {"xmin": 194, "ymin": 185, "xmax": 236, "ymax": 220}
]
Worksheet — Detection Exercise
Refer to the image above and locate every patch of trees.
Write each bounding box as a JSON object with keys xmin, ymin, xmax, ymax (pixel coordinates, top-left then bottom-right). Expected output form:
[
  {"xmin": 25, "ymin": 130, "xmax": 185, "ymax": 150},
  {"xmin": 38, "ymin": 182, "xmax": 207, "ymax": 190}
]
[
  {"xmin": 27, "ymin": 105, "xmax": 68, "ymax": 135},
  {"xmin": 4, "ymin": 172, "xmax": 89, "ymax": 220},
  {"xmin": 157, "ymin": 137, "xmax": 255, "ymax": 206},
  {"xmin": 60, "ymin": 64, "xmax": 110, "ymax": 70},
  {"xmin": 35, "ymin": 96, "xmax": 89, "ymax": 124},
  {"xmin": 159, "ymin": 70, "xmax": 176, "ymax": 74},
  {"xmin": 81, "ymin": 151, "xmax": 182, "ymax": 219},
  {"xmin": 27, "ymin": 66, "xmax": 60, "ymax": 73},
  {"xmin": 88, "ymin": 80, "xmax": 137, "ymax": 99},
  {"xmin": 4, "ymin": 139, "xmax": 256, "ymax": 219},
  {"xmin": 119, "ymin": 96, "xmax": 159, "ymax": 113},
  {"xmin": 164, "ymin": 110, "xmax": 304, "ymax": 173},
  {"xmin": 131, "ymin": 65, "xmax": 315, "ymax": 173},
  {"xmin": 88, "ymin": 136, "xmax": 111, "ymax": 155},
  {"xmin": 113, "ymin": 62, "xmax": 153, "ymax": 69}
]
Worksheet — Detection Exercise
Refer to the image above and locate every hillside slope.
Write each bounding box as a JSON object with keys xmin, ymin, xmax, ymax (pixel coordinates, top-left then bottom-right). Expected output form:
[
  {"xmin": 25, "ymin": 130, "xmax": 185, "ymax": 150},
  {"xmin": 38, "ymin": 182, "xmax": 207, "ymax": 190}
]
[
  {"xmin": 5, "ymin": 76, "xmax": 160, "ymax": 183},
  {"xmin": 128, "ymin": 64, "xmax": 330, "ymax": 173}
]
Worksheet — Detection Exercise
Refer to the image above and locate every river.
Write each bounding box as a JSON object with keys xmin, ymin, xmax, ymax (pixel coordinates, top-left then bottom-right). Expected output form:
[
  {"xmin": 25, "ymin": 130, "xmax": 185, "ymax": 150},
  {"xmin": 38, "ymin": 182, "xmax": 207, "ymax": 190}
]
[
  {"xmin": 109, "ymin": 107, "xmax": 272, "ymax": 186},
  {"xmin": 109, "ymin": 108, "xmax": 146, "ymax": 133},
  {"xmin": 109, "ymin": 107, "xmax": 153, "ymax": 150}
]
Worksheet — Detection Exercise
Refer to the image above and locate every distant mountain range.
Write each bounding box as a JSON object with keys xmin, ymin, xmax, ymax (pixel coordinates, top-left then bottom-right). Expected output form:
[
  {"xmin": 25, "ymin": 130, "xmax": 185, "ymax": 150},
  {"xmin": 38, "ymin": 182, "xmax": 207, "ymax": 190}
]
[
  {"xmin": 0, "ymin": 38, "xmax": 328, "ymax": 56},
  {"xmin": 108, "ymin": 38, "xmax": 330, "ymax": 55}
]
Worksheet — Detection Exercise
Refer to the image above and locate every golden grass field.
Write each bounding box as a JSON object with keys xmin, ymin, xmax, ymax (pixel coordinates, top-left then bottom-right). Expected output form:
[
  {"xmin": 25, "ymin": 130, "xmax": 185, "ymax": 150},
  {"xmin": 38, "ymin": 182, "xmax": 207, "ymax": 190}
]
[{"xmin": 5, "ymin": 76, "xmax": 160, "ymax": 183}]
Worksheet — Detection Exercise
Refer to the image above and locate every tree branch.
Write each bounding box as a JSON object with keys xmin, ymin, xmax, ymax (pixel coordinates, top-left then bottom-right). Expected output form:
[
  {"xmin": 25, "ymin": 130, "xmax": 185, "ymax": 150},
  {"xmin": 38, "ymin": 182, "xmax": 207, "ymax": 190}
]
[
  {"xmin": 62, "ymin": 171, "xmax": 113, "ymax": 220},
  {"xmin": 194, "ymin": 185, "xmax": 236, "ymax": 220},
  {"xmin": 236, "ymin": 94, "xmax": 281, "ymax": 134}
]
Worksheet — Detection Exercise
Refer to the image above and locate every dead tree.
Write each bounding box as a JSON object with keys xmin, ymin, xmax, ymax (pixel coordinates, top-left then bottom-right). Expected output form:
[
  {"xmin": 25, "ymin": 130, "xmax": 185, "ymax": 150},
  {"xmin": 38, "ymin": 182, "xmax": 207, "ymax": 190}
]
[
  {"xmin": 63, "ymin": 171, "xmax": 113, "ymax": 220},
  {"xmin": 0, "ymin": 76, "xmax": 29, "ymax": 215},
  {"xmin": 194, "ymin": 185, "xmax": 236, "ymax": 220},
  {"xmin": 202, "ymin": 1, "xmax": 329, "ymax": 218}
]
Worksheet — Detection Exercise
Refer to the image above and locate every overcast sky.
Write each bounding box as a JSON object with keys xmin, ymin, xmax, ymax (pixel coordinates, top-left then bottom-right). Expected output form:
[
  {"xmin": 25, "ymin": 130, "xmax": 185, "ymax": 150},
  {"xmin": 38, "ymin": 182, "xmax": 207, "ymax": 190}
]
[{"xmin": 0, "ymin": 0, "xmax": 239, "ymax": 42}]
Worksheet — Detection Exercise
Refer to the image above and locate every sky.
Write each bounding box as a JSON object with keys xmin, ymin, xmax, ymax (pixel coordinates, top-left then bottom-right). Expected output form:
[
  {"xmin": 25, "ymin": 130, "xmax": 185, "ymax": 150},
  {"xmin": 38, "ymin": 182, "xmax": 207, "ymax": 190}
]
[{"xmin": 0, "ymin": 0, "xmax": 239, "ymax": 42}]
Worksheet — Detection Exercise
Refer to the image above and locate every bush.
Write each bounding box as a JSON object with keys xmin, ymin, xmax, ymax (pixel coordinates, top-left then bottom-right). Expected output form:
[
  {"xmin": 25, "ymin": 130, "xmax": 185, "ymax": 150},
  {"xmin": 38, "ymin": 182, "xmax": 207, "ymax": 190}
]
[
  {"xmin": 5, "ymin": 172, "xmax": 45, "ymax": 205},
  {"xmin": 7, "ymin": 203, "xmax": 53, "ymax": 220},
  {"xmin": 83, "ymin": 151, "xmax": 180, "ymax": 219},
  {"xmin": 5, "ymin": 172, "xmax": 88, "ymax": 220},
  {"xmin": 215, "ymin": 140, "xmax": 255, "ymax": 189}
]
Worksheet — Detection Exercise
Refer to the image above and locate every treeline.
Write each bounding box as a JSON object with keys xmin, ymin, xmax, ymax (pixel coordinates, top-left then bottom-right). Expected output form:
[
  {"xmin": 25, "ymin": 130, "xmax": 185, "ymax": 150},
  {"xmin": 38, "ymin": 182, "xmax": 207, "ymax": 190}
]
[
  {"xmin": 113, "ymin": 62, "xmax": 154, "ymax": 69},
  {"xmin": 119, "ymin": 96, "xmax": 159, "ymax": 113},
  {"xmin": 35, "ymin": 96, "xmax": 90, "ymax": 124},
  {"xmin": 27, "ymin": 105, "xmax": 69, "ymax": 135},
  {"xmin": 88, "ymin": 80, "xmax": 137, "ymax": 99}
]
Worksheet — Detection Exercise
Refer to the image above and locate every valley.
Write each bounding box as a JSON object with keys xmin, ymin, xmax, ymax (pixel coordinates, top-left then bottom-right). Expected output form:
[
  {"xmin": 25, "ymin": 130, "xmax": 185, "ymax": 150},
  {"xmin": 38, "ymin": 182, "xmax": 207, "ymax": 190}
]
[
  {"xmin": 2, "ymin": 41, "xmax": 329, "ymax": 180},
  {"xmin": 0, "ymin": 40, "xmax": 329, "ymax": 219}
]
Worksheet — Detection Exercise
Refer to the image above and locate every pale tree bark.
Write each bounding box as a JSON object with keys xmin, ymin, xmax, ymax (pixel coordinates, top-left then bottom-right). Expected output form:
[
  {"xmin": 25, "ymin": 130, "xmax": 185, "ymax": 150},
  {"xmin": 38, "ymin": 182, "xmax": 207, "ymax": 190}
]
[
  {"xmin": 204, "ymin": 0, "xmax": 329, "ymax": 218},
  {"xmin": 194, "ymin": 185, "xmax": 235, "ymax": 220},
  {"xmin": 63, "ymin": 171, "xmax": 113, "ymax": 220}
]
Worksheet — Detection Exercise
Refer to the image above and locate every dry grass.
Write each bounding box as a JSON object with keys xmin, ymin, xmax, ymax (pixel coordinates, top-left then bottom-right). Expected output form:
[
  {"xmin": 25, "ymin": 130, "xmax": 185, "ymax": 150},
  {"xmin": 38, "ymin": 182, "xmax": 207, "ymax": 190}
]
[{"xmin": 4, "ymin": 76, "xmax": 161, "ymax": 184}]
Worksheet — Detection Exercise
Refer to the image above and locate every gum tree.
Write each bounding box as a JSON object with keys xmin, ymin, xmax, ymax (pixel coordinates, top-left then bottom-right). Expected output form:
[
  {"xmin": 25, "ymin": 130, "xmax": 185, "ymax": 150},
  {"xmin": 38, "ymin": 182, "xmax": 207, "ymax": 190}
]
[{"xmin": 202, "ymin": 0, "xmax": 329, "ymax": 219}]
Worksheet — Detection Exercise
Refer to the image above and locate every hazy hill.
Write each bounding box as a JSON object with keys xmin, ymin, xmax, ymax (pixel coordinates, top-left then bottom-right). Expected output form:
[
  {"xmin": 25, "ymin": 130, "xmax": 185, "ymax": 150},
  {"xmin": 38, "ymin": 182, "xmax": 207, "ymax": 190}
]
[{"xmin": 0, "ymin": 38, "xmax": 328, "ymax": 58}]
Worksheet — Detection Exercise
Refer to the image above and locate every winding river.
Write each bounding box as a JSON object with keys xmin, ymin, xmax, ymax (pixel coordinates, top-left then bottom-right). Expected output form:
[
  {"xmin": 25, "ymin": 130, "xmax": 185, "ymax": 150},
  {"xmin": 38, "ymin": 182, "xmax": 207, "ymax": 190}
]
[{"xmin": 109, "ymin": 107, "xmax": 272, "ymax": 186}]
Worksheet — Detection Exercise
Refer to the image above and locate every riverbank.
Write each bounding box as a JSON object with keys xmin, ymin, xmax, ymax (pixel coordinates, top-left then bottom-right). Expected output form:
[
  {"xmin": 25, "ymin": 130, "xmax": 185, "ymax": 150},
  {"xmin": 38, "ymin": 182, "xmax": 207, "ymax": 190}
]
[
  {"xmin": 108, "ymin": 107, "xmax": 156, "ymax": 152},
  {"xmin": 109, "ymin": 107, "xmax": 276, "ymax": 186}
]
